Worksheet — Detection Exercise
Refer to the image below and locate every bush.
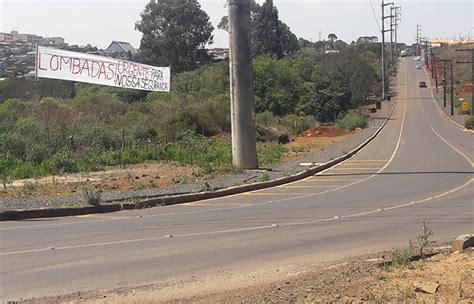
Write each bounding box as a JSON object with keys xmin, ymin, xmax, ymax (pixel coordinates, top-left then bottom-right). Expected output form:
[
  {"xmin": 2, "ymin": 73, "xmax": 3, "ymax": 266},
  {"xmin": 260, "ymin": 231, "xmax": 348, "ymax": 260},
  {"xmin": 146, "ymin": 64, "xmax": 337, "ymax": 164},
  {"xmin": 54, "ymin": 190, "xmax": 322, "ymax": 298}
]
[
  {"xmin": 44, "ymin": 150, "xmax": 79, "ymax": 174},
  {"xmin": 258, "ymin": 142, "xmax": 287, "ymax": 167},
  {"xmin": 465, "ymin": 116, "xmax": 474, "ymax": 129},
  {"xmin": 83, "ymin": 189, "xmax": 102, "ymax": 206},
  {"xmin": 336, "ymin": 111, "xmax": 368, "ymax": 130},
  {"xmin": 158, "ymin": 130, "xmax": 232, "ymax": 166},
  {"xmin": 12, "ymin": 162, "xmax": 39, "ymax": 179},
  {"xmin": 388, "ymin": 246, "xmax": 413, "ymax": 268},
  {"xmin": 0, "ymin": 44, "xmax": 383, "ymax": 180}
]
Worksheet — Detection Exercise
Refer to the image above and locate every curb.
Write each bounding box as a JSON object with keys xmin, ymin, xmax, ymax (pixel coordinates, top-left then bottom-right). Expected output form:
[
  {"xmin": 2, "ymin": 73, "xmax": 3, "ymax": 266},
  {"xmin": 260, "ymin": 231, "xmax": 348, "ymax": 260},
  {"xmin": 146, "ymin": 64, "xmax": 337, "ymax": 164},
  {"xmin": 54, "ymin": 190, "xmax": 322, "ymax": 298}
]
[
  {"xmin": 422, "ymin": 65, "xmax": 474, "ymax": 134},
  {"xmin": 0, "ymin": 102, "xmax": 397, "ymax": 221}
]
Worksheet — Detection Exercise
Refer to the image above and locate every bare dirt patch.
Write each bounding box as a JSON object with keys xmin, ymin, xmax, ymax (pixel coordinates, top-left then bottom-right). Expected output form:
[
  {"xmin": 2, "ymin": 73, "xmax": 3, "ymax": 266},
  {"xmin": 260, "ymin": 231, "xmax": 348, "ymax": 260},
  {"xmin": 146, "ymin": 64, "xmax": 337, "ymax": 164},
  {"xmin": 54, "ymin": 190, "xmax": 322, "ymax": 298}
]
[
  {"xmin": 284, "ymin": 126, "xmax": 352, "ymax": 159},
  {"xmin": 1, "ymin": 126, "xmax": 352, "ymax": 200},
  {"xmin": 0, "ymin": 162, "xmax": 200, "ymax": 199}
]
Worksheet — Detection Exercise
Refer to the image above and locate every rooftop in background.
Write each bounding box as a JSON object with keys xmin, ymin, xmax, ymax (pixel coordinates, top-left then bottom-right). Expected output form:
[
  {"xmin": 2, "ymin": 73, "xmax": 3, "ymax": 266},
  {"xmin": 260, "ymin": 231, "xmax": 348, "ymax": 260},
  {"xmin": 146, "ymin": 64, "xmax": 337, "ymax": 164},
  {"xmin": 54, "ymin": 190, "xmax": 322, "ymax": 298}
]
[
  {"xmin": 0, "ymin": 30, "xmax": 66, "ymax": 46},
  {"xmin": 105, "ymin": 41, "xmax": 137, "ymax": 58},
  {"xmin": 428, "ymin": 39, "xmax": 474, "ymax": 48}
]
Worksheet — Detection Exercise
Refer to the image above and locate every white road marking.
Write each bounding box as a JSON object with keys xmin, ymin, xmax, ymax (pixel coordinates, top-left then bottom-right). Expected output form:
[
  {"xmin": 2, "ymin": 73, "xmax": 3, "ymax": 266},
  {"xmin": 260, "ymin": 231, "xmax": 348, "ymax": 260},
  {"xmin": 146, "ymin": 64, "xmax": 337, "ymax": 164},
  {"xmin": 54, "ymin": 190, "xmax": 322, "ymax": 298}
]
[
  {"xmin": 429, "ymin": 125, "xmax": 474, "ymax": 168},
  {"xmin": 0, "ymin": 64, "xmax": 406, "ymax": 231},
  {"xmin": 279, "ymin": 185, "xmax": 338, "ymax": 188},
  {"xmin": 2, "ymin": 178, "xmax": 471, "ymax": 257},
  {"xmin": 328, "ymin": 167, "xmax": 382, "ymax": 170},
  {"xmin": 303, "ymin": 179, "xmax": 361, "ymax": 182},
  {"xmin": 243, "ymin": 192, "xmax": 315, "ymax": 196},
  {"xmin": 348, "ymin": 160, "xmax": 389, "ymax": 162}
]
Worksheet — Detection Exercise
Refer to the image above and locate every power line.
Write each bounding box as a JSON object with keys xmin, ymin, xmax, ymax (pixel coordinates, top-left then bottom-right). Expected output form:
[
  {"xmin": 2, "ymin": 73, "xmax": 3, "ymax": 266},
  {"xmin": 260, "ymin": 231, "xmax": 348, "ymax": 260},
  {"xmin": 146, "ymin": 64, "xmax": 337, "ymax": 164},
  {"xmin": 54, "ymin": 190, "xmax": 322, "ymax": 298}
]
[{"xmin": 369, "ymin": 0, "xmax": 381, "ymax": 31}]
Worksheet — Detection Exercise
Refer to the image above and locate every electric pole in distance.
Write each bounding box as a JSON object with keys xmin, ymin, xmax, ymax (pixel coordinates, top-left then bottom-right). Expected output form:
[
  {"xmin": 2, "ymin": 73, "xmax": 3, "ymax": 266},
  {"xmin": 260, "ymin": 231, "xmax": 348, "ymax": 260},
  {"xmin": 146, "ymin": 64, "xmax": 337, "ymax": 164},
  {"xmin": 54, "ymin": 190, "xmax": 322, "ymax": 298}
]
[
  {"xmin": 416, "ymin": 25, "xmax": 422, "ymax": 56},
  {"xmin": 431, "ymin": 49, "xmax": 438, "ymax": 93},
  {"xmin": 439, "ymin": 59, "xmax": 454, "ymax": 115},
  {"xmin": 389, "ymin": 4, "xmax": 395, "ymax": 64},
  {"xmin": 228, "ymin": 0, "xmax": 258, "ymax": 169},
  {"xmin": 439, "ymin": 59, "xmax": 451, "ymax": 108},
  {"xmin": 455, "ymin": 48, "xmax": 474, "ymax": 116},
  {"xmin": 393, "ymin": 6, "xmax": 401, "ymax": 58},
  {"xmin": 381, "ymin": 0, "xmax": 394, "ymax": 100}
]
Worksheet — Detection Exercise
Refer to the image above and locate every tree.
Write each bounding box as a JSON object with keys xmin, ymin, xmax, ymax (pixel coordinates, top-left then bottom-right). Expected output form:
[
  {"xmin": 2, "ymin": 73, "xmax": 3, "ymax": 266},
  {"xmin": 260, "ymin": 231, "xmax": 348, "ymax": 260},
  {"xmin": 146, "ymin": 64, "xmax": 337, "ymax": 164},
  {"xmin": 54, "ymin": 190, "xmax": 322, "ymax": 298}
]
[
  {"xmin": 328, "ymin": 33, "xmax": 338, "ymax": 42},
  {"xmin": 334, "ymin": 40, "xmax": 348, "ymax": 51},
  {"xmin": 218, "ymin": 0, "xmax": 299, "ymax": 58},
  {"xmin": 135, "ymin": 0, "xmax": 214, "ymax": 73},
  {"xmin": 327, "ymin": 33, "xmax": 338, "ymax": 50}
]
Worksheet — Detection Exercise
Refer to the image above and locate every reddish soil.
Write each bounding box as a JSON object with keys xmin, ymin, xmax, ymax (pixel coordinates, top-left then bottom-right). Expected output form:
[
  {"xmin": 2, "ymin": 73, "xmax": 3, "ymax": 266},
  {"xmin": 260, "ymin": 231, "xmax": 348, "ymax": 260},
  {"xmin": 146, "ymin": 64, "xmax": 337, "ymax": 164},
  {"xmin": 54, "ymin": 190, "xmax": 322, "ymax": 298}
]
[
  {"xmin": 300, "ymin": 126, "xmax": 350, "ymax": 138},
  {"xmin": 285, "ymin": 126, "xmax": 352, "ymax": 159}
]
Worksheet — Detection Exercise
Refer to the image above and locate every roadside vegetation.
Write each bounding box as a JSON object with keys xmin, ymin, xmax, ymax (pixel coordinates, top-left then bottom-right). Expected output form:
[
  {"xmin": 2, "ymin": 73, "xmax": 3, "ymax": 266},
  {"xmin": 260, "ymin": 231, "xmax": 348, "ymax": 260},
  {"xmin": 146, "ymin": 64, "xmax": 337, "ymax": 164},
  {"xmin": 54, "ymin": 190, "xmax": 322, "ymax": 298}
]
[
  {"xmin": 0, "ymin": 46, "xmax": 383, "ymax": 182},
  {"xmin": 434, "ymin": 43, "xmax": 473, "ymax": 122},
  {"xmin": 0, "ymin": 0, "xmax": 399, "ymax": 184}
]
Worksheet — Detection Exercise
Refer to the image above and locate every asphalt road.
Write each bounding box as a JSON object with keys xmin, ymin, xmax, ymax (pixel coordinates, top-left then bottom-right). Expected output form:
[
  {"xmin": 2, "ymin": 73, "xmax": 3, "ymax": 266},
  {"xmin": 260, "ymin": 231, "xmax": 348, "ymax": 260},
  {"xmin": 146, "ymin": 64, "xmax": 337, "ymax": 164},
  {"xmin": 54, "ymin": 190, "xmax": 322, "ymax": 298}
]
[{"xmin": 0, "ymin": 57, "xmax": 473, "ymax": 302}]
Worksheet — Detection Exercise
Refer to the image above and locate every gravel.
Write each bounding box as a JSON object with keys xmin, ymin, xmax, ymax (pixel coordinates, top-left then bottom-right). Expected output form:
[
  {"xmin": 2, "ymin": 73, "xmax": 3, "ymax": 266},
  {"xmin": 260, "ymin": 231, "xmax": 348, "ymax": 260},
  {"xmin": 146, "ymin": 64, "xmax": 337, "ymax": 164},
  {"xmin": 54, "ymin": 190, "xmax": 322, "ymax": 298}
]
[{"xmin": 0, "ymin": 100, "xmax": 394, "ymax": 212}]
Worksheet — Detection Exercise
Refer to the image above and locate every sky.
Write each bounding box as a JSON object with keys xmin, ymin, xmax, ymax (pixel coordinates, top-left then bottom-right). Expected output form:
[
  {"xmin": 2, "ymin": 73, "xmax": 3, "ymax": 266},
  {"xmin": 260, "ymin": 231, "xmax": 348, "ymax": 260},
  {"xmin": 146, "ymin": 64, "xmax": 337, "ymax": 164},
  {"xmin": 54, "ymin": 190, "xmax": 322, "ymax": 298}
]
[{"xmin": 0, "ymin": 0, "xmax": 472, "ymax": 50}]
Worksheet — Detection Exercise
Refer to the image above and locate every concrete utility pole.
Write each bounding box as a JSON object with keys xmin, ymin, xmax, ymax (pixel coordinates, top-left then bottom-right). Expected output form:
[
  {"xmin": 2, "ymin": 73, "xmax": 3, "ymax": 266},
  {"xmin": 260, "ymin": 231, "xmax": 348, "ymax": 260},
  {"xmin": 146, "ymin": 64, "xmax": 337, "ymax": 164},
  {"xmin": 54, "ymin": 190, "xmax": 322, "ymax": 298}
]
[
  {"xmin": 393, "ymin": 6, "xmax": 401, "ymax": 58},
  {"xmin": 450, "ymin": 60, "xmax": 454, "ymax": 116},
  {"xmin": 430, "ymin": 48, "xmax": 435, "ymax": 79},
  {"xmin": 421, "ymin": 37, "xmax": 428, "ymax": 63},
  {"xmin": 432, "ymin": 51, "xmax": 438, "ymax": 93},
  {"xmin": 416, "ymin": 25, "xmax": 422, "ymax": 56},
  {"xmin": 389, "ymin": 5, "xmax": 394, "ymax": 64},
  {"xmin": 440, "ymin": 59, "xmax": 449, "ymax": 108},
  {"xmin": 228, "ymin": 0, "xmax": 258, "ymax": 169},
  {"xmin": 381, "ymin": 0, "xmax": 394, "ymax": 100},
  {"xmin": 455, "ymin": 49, "xmax": 474, "ymax": 116}
]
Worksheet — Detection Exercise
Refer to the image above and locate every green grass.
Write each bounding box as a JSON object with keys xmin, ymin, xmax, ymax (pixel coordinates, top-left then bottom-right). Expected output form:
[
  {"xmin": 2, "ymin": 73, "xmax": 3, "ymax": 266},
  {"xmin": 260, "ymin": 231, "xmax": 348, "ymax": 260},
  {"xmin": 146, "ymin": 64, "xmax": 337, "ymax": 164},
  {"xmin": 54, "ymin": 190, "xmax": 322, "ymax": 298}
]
[
  {"xmin": 258, "ymin": 142, "xmax": 287, "ymax": 167},
  {"xmin": 83, "ymin": 189, "xmax": 102, "ymax": 206},
  {"xmin": 259, "ymin": 173, "xmax": 272, "ymax": 182},
  {"xmin": 381, "ymin": 242, "xmax": 414, "ymax": 270},
  {"xmin": 22, "ymin": 182, "xmax": 38, "ymax": 196}
]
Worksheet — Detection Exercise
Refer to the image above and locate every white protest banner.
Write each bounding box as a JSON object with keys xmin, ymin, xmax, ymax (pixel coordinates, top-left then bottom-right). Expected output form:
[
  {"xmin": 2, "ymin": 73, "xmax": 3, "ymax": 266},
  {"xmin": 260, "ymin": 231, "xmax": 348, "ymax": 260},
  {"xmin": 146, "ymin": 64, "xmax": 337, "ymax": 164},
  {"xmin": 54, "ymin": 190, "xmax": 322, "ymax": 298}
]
[{"xmin": 36, "ymin": 46, "xmax": 170, "ymax": 92}]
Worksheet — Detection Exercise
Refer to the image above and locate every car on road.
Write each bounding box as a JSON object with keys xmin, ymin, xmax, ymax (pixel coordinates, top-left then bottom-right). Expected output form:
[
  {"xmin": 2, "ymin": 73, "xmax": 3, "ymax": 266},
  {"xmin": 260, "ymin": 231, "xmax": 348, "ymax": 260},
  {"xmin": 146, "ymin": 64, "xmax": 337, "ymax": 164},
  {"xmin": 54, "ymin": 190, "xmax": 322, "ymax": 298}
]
[
  {"xmin": 419, "ymin": 81, "xmax": 427, "ymax": 88},
  {"xmin": 416, "ymin": 64, "xmax": 422, "ymax": 69},
  {"xmin": 413, "ymin": 56, "xmax": 421, "ymax": 61}
]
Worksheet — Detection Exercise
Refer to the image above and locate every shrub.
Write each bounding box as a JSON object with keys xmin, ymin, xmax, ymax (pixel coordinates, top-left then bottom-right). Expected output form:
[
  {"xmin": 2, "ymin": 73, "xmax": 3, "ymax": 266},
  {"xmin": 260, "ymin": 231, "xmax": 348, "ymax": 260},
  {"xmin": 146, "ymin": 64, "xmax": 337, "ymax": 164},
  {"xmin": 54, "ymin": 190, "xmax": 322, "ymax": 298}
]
[
  {"xmin": 12, "ymin": 163, "xmax": 36, "ymax": 179},
  {"xmin": 44, "ymin": 149, "xmax": 79, "ymax": 174},
  {"xmin": 259, "ymin": 173, "xmax": 272, "ymax": 182},
  {"xmin": 336, "ymin": 110, "xmax": 368, "ymax": 130},
  {"xmin": 83, "ymin": 189, "xmax": 102, "ymax": 206},
  {"xmin": 465, "ymin": 116, "xmax": 474, "ymax": 129},
  {"xmin": 158, "ymin": 130, "xmax": 232, "ymax": 166},
  {"xmin": 258, "ymin": 142, "xmax": 287, "ymax": 167}
]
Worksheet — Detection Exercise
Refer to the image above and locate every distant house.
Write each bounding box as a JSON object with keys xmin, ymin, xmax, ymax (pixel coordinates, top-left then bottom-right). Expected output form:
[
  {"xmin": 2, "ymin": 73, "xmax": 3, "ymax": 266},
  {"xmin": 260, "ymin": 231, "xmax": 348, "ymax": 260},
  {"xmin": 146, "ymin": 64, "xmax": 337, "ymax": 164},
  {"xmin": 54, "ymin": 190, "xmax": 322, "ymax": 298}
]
[
  {"xmin": 17, "ymin": 33, "xmax": 43, "ymax": 44},
  {"xmin": 207, "ymin": 48, "xmax": 229, "ymax": 61},
  {"xmin": 0, "ymin": 32, "xmax": 14, "ymax": 42},
  {"xmin": 105, "ymin": 41, "xmax": 137, "ymax": 59},
  {"xmin": 43, "ymin": 37, "xmax": 66, "ymax": 46}
]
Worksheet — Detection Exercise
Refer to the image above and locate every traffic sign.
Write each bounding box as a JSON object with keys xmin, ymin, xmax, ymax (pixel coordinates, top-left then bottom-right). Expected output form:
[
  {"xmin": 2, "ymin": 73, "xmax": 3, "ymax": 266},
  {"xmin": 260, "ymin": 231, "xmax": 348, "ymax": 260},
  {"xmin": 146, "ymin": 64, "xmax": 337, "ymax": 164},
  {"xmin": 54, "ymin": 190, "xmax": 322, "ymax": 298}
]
[{"xmin": 463, "ymin": 101, "xmax": 469, "ymax": 112}]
